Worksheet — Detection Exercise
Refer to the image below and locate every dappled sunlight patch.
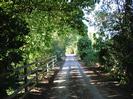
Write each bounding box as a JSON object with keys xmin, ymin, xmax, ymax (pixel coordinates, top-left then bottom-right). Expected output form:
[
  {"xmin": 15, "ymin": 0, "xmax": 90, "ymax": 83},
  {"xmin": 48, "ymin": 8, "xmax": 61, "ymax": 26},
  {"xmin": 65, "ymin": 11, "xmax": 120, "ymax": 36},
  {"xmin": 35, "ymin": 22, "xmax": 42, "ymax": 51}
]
[
  {"xmin": 62, "ymin": 66, "xmax": 69, "ymax": 70},
  {"xmin": 58, "ymin": 71, "xmax": 67, "ymax": 75},
  {"xmin": 54, "ymin": 79, "xmax": 66, "ymax": 84},
  {"xmin": 71, "ymin": 95, "xmax": 78, "ymax": 98},
  {"xmin": 107, "ymin": 94, "xmax": 120, "ymax": 98},
  {"xmin": 39, "ymin": 80, "xmax": 49, "ymax": 84},
  {"xmin": 29, "ymin": 85, "xmax": 49, "ymax": 96},
  {"xmin": 52, "ymin": 86, "xmax": 66, "ymax": 89},
  {"xmin": 85, "ymin": 75, "xmax": 90, "ymax": 77},
  {"xmin": 90, "ymin": 82, "xmax": 95, "ymax": 85},
  {"xmin": 96, "ymin": 63, "xmax": 100, "ymax": 67},
  {"xmin": 112, "ymin": 81, "xmax": 120, "ymax": 86},
  {"xmin": 70, "ymin": 70, "xmax": 80, "ymax": 74},
  {"xmin": 84, "ymin": 70, "xmax": 94, "ymax": 74},
  {"xmin": 90, "ymin": 79, "xmax": 98, "ymax": 83},
  {"xmin": 88, "ymin": 74, "xmax": 97, "ymax": 77},
  {"xmin": 30, "ymin": 88, "xmax": 43, "ymax": 95},
  {"xmin": 90, "ymin": 79, "xmax": 120, "ymax": 87},
  {"xmin": 86, "ymin": 66, "xmax": 133, "ymax": 99},
  {"xmin": 49, "ymin": 96, "xmax": 56, "ymax": 99},
  {"xmin": 65, "ymin": 56, "xmax": 76, "ymax": 61},
  {"xmin": 103, "ymin": 81, "xmax": 119, "ymax": 86},
  {"xmin": 71, "ymin": 75, "xmax": 82, "ymax": 78},
  {"xmin": 96, "ymin": 82, "xmax": 105, "ymax": 85},
  {"xmin": 90, "ymin": 80, "xmax": 107, "ymax": 86},
  {"xmin": 71, "ymin": 65, "xmax": 79, "ymax": 69}
]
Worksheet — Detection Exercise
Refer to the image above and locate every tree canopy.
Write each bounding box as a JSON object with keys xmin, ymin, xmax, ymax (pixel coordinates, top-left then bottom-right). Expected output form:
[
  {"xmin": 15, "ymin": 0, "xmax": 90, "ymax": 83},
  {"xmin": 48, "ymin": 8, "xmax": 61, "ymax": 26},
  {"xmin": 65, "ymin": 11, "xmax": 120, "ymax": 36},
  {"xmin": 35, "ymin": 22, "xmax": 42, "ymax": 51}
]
[{"xmin": 0, "ymin": 0, "xmax": 95, "ymax": 97}]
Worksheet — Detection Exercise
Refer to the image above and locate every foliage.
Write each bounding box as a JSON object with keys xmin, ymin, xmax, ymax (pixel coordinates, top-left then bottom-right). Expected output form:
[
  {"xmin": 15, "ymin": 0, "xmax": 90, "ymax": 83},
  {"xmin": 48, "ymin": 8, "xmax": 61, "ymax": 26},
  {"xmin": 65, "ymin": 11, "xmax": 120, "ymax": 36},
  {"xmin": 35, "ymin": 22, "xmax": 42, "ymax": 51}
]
[
  {"xmin": 0, "ymin": 7, "xmax": 29, "ymax": 97},
  {"xmin": 2, "ymin": 0, "xmax": 133, "ymax": 95},
  {"xmin": 77, "ymin": 35, "xmax": 97, "ymax": 65},
  {"xmin": 0, "ymin": 0, "xmax": 96, "ymax": 97},
  {"xmin": 89, "ymin": 0, "xmax": 133, "ymax": 86}
]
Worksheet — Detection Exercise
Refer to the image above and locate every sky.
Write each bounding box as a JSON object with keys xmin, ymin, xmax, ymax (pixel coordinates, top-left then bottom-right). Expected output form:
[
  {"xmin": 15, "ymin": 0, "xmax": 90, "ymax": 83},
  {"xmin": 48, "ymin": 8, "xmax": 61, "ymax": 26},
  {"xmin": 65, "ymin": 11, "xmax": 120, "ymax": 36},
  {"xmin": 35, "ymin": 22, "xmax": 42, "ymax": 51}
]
[
  {"xmin": 82, "ymin": 1, "xmax": 102, "ymax": 34},
  {"xmin": 83, "ymin": 0, "xmax": 103, "ymax": 30},
  {"xmin": 82, "ymin": 0, "xmax": 120, "ymax": 39}
]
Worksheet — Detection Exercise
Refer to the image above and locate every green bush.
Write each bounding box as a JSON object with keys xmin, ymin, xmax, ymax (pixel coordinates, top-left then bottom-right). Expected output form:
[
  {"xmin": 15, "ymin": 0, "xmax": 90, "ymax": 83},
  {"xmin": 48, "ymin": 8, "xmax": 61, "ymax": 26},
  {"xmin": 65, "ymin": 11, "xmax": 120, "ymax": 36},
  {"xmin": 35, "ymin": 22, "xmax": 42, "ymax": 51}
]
[{"xmin": 77, "ymin": 36, "xmax": 97, "ymax": 65}]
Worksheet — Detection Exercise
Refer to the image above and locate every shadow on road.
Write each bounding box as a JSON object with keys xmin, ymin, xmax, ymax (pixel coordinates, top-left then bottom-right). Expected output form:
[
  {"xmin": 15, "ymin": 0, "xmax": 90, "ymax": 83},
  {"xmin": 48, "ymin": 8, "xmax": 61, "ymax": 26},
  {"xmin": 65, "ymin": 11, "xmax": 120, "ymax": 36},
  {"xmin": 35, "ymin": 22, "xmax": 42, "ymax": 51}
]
[{"xmin": 24, "ymin": 54, "xmax": 133, "ymax": 99}]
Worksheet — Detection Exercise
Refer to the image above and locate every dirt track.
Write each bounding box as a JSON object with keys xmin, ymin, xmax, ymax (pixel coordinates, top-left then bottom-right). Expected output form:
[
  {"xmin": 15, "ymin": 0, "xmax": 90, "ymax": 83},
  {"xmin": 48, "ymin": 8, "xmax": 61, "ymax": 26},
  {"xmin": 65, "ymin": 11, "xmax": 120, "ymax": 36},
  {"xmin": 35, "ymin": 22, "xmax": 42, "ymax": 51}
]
[
  {"xmin": 48, "ymin": 55, "xmax": 104, "ymax": 99},
  {"xmin": 25, "ymin": 55, "xmax": 133, "ymax": 99}
]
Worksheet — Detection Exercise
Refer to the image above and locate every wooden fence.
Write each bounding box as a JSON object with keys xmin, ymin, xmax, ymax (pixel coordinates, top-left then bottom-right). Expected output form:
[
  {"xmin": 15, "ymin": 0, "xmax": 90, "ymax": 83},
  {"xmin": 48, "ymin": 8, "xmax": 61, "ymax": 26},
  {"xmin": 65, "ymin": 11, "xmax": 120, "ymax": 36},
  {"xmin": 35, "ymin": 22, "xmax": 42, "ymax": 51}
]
[{"xmin": 6, "ymin": 55, "xmax": 57, "ymax": 99}]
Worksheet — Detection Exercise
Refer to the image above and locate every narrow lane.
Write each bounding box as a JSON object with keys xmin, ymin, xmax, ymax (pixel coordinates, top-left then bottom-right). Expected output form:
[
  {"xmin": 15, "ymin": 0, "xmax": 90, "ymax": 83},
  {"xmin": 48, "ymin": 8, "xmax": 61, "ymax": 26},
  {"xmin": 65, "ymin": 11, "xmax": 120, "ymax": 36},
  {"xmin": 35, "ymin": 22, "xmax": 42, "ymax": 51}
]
[{"xmin": 49, "ymin": 54, "xmax": 105, "ymax": 99}]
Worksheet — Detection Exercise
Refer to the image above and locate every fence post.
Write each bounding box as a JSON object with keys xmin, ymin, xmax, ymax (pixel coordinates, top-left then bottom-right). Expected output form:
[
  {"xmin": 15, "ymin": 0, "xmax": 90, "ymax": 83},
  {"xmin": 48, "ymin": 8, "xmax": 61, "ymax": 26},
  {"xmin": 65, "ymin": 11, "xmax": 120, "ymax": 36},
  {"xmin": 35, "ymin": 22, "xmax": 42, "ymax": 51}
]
[
  {"xmin": 35, "ymin": 62, "xmax": 39, "ymax": 84},
  {"xmin": 46, "ymin": 63, "xmax": 49, "ymax": 77},
  {"xmin": 24, "ymin": 63, "xmax": 28, "ymax": 93},
  {"xmin": 55, "ymin": 55, "xmax": 57, "ymax": 62},
  {"xmin": 55, "ymin": 55, "xmax": 57, "ymax": 64},
  {"xmin": 52, "ymin": 58, "xmax": 55, "ymax": 69}
]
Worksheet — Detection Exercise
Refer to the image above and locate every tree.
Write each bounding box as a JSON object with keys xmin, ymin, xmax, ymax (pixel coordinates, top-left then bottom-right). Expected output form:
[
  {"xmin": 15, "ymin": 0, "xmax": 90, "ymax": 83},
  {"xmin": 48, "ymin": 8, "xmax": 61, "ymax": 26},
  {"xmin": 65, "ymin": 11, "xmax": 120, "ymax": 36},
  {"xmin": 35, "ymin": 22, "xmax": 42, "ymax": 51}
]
[
  {"xmin": 0, "ymin": 7, "xmax": 29, "ymax": 97},
  {"xmin": 77, "ymin": 35, "xmax": 96, "ymax": 65},
  {"xmin": 0, "ymin": 0, "xmax": 96, "ymax": 97},
  {"xmin": 88, "ymin": 0, "xmax": 133, "ymax": 86}
]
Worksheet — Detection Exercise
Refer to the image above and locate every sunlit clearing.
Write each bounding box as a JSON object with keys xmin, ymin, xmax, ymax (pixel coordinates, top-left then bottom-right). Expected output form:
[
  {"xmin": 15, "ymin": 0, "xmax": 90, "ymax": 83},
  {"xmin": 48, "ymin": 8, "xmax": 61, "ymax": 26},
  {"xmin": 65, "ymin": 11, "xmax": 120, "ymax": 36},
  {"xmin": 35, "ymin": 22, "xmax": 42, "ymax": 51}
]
[
  {"xmin": 65, "ymin": 54, "xmax": 76, "ymax": 56},
  {"xmin": 65, "ymin": 48, "xmax": 75, "ymax": 54}
]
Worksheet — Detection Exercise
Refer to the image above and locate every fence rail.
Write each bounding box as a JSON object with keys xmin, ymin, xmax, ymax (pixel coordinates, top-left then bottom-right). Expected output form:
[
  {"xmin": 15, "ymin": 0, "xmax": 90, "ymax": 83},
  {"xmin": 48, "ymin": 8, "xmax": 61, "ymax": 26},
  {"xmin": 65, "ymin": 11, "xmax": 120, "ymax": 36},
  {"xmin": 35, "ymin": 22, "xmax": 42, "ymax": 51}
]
[{"xmin": 6, "ymin": 55, "xmax": 57, "ymax": 99}]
